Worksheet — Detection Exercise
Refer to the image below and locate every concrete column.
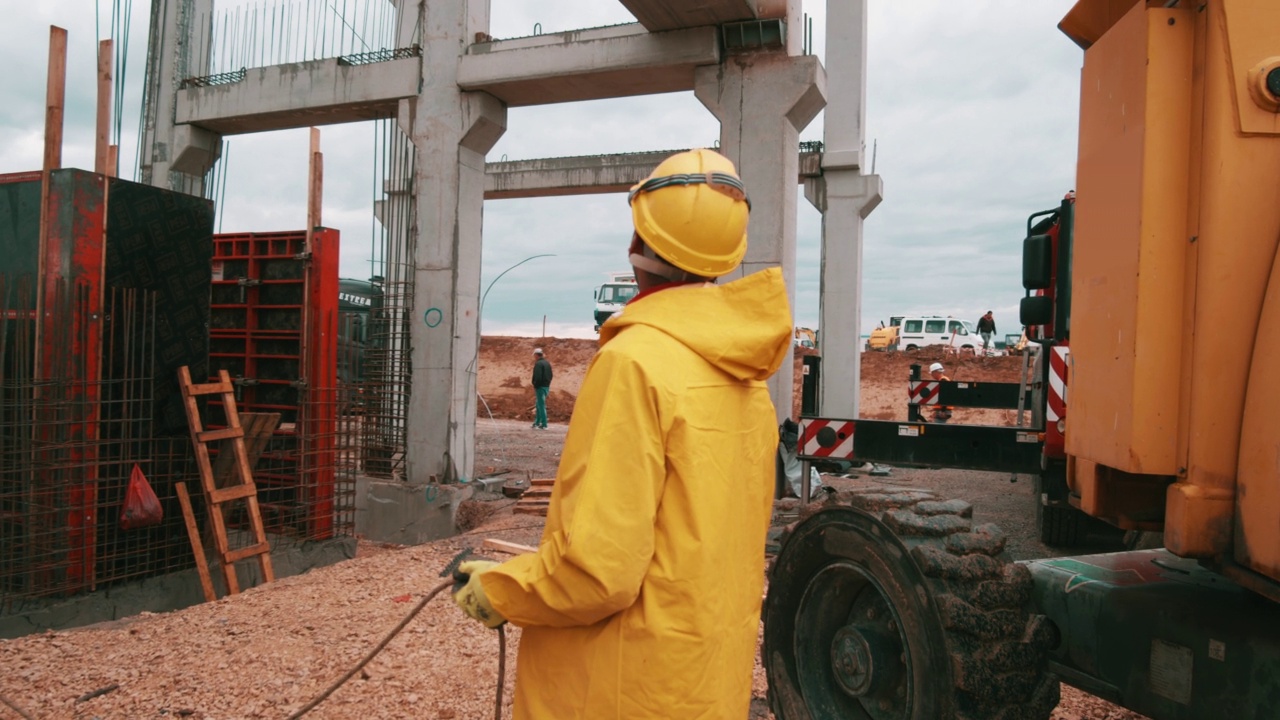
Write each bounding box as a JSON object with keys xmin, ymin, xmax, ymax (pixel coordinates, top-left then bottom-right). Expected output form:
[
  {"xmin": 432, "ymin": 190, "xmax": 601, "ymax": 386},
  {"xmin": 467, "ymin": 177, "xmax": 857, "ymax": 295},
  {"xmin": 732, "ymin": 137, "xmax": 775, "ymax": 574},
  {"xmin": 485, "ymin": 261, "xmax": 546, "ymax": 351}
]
[
  {"xmin": 139, "ymin": 0, "xmax": 220, "ymax": 192},
  {"xmin": 404, "ymin": 0, "xmax": 506, "ymax": 484},
  {"xmin": 805, "ymin": 172, "xmax": 881, "ymax": 417},
  {"xmin": 696, "ymin": 53, "xmax": 825, "ymax": 421},
  {"xmin": 804, "ymin": 0, "xmax": 881, "ymax": 418}
]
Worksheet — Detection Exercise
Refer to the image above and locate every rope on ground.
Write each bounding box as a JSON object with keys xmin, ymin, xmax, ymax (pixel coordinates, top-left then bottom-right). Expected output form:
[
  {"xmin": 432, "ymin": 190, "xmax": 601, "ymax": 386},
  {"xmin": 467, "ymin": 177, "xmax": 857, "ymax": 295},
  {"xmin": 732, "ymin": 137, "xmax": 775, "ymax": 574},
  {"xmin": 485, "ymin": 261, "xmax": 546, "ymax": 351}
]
[
  {"xmin": 0, "ymin": 691, "xmax": 35, "ymax": 720},
  {"xmin": 287, "ymin": 578, "xmax": 508, "ymax": 720}
]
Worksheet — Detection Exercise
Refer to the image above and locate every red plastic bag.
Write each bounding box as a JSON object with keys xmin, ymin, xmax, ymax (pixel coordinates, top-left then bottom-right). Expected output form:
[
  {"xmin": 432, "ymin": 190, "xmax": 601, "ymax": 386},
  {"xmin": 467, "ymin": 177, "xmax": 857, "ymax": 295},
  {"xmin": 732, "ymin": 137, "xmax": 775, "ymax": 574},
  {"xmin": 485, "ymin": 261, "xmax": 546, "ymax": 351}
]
[{"xmin": 120, "ymin": 464, "xmax": 163, "ymax": 530}]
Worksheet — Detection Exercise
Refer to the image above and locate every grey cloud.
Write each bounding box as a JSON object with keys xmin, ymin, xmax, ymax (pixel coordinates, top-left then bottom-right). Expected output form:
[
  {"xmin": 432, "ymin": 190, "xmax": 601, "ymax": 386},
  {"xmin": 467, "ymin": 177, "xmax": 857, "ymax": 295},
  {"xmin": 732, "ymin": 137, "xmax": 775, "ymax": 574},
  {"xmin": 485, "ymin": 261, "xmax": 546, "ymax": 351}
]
[{"xmin": 3, "ymin": 0, "xmax": 1085, "ymax": 341}]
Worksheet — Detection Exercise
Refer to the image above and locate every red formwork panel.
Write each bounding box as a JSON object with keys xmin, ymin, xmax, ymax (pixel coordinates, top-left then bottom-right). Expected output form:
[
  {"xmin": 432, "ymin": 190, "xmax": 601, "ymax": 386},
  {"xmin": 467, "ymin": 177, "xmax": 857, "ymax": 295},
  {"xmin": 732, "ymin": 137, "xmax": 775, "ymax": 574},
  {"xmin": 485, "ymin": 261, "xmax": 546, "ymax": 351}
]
[
  {"xmin": 39, "ymin": 171, "xmax": 107, "ymax": 593},
  {"xmin": 3, "ymin": 169, "xmax": 215, "ymax": 603},
  {"xmin": 45, "ymin": 172, "xmax": 108, "ymax": 589},
  {"xmin": 0, "ymin": 170, "xmax": 106, "ymax": 595},
  {"xmin": 208, "ymin": 229, "xmax": 338, "ymax": 539}
]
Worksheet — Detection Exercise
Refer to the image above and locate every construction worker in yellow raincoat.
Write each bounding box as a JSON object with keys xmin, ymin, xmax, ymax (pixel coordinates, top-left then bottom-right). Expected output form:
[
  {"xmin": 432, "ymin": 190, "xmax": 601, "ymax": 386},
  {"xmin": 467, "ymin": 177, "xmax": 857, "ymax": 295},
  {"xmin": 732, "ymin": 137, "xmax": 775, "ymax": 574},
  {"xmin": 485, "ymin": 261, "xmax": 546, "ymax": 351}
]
[{"xmin": 452, "ymin": 148, "xmax": 792, "ymax": 718}]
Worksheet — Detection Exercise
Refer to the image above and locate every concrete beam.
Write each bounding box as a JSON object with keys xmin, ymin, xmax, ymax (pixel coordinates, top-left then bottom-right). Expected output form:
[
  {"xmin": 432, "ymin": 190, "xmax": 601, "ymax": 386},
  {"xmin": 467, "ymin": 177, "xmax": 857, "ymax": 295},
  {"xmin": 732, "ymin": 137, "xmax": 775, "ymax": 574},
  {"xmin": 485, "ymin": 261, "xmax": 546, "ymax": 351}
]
[
  {"xmin": 175, "ymin": 56, "xmax": 420, "ymax": 135},
  {"xmin": 483, "ymin": 147, "xmax": 824, "ymax": 199},
  {"xmin": 459, "ymin": 24, "xmax": 719, "ymax": 106},
  {"xmin": 617, "ymin": 0, "xmax": 761, "ymax": 31}
]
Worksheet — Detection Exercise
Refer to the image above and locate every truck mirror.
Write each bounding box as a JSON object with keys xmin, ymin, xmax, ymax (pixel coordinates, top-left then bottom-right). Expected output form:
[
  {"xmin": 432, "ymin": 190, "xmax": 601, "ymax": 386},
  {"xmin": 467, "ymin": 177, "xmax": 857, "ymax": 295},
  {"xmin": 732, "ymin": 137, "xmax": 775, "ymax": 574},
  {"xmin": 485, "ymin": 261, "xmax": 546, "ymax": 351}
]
[
  {"xmin": 1021, "ymin": 295, "xmax": 1053, "ymax": 327},
  {"xmin": 1023, "ymin": 234, "xmax": 1053, "ymax": 290}
]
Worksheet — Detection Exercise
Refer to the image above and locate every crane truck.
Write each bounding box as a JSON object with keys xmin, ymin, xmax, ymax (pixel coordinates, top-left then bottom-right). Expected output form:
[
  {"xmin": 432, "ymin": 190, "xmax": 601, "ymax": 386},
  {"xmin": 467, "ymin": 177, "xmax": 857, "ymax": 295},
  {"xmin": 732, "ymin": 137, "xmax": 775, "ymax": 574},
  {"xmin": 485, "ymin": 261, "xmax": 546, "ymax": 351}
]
[{"xmin": 766, "ymin": 1, "xmax": 1280, "ymax": 718}]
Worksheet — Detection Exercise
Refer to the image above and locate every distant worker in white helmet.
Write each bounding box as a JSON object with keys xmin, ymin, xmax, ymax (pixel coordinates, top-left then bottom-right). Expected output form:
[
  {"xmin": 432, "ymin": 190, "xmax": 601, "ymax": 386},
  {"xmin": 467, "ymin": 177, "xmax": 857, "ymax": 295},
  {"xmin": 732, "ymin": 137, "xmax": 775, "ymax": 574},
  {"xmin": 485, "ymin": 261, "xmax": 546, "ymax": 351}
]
[
  {"xmin": 928, "ymin": 361, "xmax": 954, "ymax": 423},
  {"xmin": 451, "ymin": 149, "xmax": 791, "ymax": 718}
]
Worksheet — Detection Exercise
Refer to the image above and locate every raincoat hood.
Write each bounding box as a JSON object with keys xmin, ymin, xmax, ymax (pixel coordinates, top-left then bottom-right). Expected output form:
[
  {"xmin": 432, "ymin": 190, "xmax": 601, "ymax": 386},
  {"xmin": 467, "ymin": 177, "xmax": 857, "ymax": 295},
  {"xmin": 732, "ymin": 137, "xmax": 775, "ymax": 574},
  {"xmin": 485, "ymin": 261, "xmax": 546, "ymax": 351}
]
[{"xmin": 599, "ymin": 266, "xmax": 792, "ymax": 382}]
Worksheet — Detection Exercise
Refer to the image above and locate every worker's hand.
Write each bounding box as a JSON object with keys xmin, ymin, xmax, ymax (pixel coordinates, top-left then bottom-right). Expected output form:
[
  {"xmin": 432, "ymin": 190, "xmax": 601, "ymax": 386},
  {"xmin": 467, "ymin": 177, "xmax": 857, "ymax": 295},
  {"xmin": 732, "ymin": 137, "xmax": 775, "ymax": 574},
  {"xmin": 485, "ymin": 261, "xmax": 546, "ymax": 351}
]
[{"xmin": 452, "ymin": 560, "xmax": 506, "ymax": 628}]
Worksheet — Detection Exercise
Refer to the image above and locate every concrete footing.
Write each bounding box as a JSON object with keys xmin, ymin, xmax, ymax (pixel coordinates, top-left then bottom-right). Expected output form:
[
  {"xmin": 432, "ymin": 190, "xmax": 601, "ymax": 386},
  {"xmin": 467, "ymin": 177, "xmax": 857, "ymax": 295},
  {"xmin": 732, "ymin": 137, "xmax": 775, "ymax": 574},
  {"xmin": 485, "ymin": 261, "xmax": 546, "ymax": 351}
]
[
  {"xmin": 0, "ymin": 535, "xmax": 357, "ymax": 639},
  {"xmin": 354, "ymin": 476, "xmax": 474, "ymax": 546}
]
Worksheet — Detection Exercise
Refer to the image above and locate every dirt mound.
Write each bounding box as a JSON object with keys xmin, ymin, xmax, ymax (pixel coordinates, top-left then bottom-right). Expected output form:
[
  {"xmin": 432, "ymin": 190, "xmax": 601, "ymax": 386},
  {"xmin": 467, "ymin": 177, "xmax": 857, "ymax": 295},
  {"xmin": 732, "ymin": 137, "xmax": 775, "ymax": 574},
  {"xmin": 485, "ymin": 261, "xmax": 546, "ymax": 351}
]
[
  {"xmin": 477, "ymin": 336, "xmax": 598, "ymax": 424},
  {"xmin": 479, "ymin": 337, "xmax": 1027, "ymax": 426}
]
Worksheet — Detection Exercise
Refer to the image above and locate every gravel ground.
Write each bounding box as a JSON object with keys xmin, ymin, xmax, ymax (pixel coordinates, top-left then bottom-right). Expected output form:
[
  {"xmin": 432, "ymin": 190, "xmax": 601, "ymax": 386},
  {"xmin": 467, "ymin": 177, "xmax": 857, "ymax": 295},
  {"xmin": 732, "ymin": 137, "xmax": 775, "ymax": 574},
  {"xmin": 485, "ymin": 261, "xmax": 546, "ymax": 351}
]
[{"xmin": 0, "ymin": 420, "xmax": 1145, "ymax": 718}]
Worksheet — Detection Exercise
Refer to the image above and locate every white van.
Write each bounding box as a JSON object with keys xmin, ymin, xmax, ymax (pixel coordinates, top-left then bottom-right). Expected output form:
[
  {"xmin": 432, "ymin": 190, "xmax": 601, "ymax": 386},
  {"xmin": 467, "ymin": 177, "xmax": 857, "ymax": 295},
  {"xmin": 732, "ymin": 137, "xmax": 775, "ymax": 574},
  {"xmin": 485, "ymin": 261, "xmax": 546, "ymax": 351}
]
[{"xmin": 898, "ymin": 316, "xmax": 985, "ymax": 353}]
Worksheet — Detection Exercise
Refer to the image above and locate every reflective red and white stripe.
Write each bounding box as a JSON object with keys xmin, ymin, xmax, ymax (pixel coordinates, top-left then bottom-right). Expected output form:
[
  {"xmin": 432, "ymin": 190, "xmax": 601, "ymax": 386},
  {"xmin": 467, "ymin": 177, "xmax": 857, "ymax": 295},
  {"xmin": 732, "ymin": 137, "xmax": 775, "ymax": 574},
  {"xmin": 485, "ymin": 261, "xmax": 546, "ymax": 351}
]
[
  {"xmin": 800, "ymin": 418, "xmax": 856, "ymax": 459},
  {"xmin": 1047, "ymin": 346, "xmax": 1070, "ymax": 423},
  {"xmin": 908, "ymin": 381, "xmax": 941, "ymax": 405}
]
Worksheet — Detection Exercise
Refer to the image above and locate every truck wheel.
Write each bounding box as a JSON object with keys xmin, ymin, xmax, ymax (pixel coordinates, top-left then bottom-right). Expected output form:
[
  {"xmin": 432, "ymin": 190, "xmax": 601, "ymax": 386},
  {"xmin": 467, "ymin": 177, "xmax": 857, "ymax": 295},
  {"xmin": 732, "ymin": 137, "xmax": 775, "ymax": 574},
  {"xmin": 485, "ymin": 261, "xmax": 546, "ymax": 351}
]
[
  {"xmin": 1036, "ymin": 497, "xmax": 1085, "ymax": 547},
  {"xmin": 765, "ymin": 491, "xmax": 1059, "ymax": 720},
  {"xmin": 905, "ymin": 344, "xmax": 918, "ymax": 351}
]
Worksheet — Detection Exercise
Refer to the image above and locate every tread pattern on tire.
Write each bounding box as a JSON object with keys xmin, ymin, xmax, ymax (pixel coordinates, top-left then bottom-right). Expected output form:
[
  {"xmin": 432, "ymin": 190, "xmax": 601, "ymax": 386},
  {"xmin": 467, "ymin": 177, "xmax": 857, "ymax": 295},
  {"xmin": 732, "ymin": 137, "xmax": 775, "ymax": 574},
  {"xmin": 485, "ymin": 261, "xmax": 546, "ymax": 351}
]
[
  {"xmin": 790, "ymin": 489, "xmax": 1060, "ymax": 720},
  {"xmin": 1039, "ymin": 503, "xmax": 1083, "ymax": 547}
]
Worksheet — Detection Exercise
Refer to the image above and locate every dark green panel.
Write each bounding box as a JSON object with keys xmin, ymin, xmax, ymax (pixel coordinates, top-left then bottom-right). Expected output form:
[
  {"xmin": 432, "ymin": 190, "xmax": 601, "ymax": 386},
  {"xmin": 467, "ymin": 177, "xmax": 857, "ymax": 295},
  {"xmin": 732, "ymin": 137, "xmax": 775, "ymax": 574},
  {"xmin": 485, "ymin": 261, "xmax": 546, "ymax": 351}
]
[
  {"xmin": 851, "ymin": 419, "xmax": 1044, "ymax": 474},
  {"xmin": 934, "ymin": 380, "xmax": 1032, "ymax": 410},
  {"xmin": 0, "ymin": 177, "xmax": 41, "ymax": 280},
  {"xmin": 105, "ymin": 178, "xmax": 215, "ymax": 436},
  {"xmin": 1028, "ymin": 550, "xmax": 1280, "ymax": 720}
]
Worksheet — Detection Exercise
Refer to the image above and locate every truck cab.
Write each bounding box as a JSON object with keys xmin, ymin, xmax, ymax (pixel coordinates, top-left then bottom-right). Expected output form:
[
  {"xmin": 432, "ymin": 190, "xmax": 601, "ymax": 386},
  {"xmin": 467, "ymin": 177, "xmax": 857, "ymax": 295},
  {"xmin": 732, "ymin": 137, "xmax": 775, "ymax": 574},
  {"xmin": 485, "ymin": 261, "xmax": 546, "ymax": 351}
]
[{"xmin": 593, "ymin": 272, "xmax": 638, "ymax": 331}]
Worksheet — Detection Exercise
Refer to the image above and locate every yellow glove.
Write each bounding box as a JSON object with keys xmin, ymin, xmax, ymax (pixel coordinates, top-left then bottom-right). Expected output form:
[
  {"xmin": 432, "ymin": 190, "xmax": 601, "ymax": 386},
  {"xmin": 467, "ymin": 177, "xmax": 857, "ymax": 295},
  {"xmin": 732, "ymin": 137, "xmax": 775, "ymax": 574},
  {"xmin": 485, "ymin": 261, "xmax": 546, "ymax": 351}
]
[{"xmin": 452, "ymin": 560, "xmax": 506, "ymax": 628}]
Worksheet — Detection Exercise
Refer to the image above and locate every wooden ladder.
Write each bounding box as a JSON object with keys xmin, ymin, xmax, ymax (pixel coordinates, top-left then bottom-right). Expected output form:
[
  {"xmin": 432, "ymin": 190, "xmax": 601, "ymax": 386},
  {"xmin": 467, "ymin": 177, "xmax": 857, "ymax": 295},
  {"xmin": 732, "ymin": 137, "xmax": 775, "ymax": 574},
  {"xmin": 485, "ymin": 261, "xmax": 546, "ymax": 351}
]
[{"xmin": 178, "ymin": 366, "xmax": 275, "ymax": 596}]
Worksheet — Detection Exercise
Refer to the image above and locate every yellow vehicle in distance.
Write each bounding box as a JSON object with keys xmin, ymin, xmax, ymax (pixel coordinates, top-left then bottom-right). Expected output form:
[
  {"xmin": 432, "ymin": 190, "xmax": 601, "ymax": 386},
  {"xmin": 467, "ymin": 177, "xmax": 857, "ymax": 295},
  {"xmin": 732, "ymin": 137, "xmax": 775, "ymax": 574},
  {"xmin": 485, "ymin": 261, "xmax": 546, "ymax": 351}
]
[
  {"xmin": 865, "ymin": 315, "xmax": 902, "ymax": 351},
  {"xmin": 794, "ymin": 326, "xmax": 818, "ymax": 350}
]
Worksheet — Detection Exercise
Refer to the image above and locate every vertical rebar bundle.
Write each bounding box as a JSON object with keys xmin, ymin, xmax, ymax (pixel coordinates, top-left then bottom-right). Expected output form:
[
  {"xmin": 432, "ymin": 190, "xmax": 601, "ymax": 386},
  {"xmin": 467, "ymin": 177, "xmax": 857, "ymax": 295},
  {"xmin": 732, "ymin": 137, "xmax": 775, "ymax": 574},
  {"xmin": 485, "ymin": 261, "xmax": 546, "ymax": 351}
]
[
  {"xmin": 201, "ymin": 0, "xmax": 407, "ymax": 76},
  {"xmin": 360, "ymin": 117, "xmax": 415, "ymax": 479}
]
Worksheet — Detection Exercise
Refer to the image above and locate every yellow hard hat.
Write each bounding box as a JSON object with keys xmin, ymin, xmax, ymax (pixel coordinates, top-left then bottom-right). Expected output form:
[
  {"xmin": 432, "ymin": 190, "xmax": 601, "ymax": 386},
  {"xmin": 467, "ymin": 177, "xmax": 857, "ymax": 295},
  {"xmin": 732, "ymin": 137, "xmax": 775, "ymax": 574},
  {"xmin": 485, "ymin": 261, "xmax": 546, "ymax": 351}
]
[{"xmin": 628, "ymin": 149, "xmax": 751, "ymax": 278}]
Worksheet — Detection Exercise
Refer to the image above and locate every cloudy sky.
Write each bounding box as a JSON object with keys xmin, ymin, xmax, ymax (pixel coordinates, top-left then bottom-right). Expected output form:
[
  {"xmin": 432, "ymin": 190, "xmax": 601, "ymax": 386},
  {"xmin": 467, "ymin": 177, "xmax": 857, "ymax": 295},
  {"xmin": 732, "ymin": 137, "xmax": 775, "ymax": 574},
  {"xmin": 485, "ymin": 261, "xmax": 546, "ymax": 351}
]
[{"xmin": 0, "ymin": 0, "xmax": 1081, "ymax": 339}]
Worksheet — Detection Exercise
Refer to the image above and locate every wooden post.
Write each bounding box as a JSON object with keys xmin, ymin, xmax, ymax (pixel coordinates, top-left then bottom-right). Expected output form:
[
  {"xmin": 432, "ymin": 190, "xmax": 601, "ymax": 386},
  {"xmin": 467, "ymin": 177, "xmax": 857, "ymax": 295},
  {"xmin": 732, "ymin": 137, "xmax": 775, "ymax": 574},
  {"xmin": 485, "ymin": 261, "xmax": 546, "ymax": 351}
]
[
  {"xmin": 106, "ymin": 145, "xmax": 119, "ymax": 179},
  {"xmin": 176, "ymin": 482, "xmax": 217, "ymax": 603},
  {"xmin": 35, "ymin": 25, "xmax": 68, "ymax": 382},
  {"xmin": 95, "ymin": 39, "xmax": 113, "ymax": 175},
  {"xmin": 44, "ymin": 27, "xmax": 67, "ymax": 174},
  {"xmin": 306, "ymin": 127, "xmax": 323, "ymax": 246}
]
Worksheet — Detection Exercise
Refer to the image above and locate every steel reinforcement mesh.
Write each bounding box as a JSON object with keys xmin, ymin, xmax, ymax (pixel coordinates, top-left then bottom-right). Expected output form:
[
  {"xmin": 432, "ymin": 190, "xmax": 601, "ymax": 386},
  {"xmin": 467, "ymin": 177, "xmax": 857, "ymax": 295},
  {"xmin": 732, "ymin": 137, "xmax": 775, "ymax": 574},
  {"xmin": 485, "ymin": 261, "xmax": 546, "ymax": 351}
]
[
  {"xmin": 193, "ymin": 384, "xmax": 357, "ymax": 544},
  {"xmin": 1, "ymin": 280, "xmax": 356, "ymax": 610},
  {"xmin": 0, "ymin": 283, "xmax": 202, "ymax": 609}
]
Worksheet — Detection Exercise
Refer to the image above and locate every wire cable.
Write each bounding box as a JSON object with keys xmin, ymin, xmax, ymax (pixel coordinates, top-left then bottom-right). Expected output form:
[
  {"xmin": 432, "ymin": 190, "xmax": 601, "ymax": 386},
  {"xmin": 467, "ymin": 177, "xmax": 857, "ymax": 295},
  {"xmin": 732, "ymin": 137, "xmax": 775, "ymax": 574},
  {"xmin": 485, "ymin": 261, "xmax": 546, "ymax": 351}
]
[{"xmin": 287, "ymin": 578, "xmax": 507, "ymax": 719}]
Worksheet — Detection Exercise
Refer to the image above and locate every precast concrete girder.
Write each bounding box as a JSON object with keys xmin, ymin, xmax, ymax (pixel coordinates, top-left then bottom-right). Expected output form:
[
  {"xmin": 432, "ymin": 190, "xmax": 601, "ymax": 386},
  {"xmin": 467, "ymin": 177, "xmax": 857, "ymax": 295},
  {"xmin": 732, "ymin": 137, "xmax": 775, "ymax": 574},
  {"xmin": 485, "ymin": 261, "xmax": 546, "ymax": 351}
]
[
  {"xmin": 696, "ymin": 52, "xmax": 826, "ymax": 422},
  {"xmin": 175, "ymin": 56, "xmax": 421, "ymax": 135},
  {"xmin": 483, "ymin": 147, "xmax": 824, "ymax": 200},
  {"xmin": 617, "ymin": 0, "xmax": 783, "ymax": 31},
  {"xmin": 458, "ymin": 24, "xmax": 719, "ymax": 106}
]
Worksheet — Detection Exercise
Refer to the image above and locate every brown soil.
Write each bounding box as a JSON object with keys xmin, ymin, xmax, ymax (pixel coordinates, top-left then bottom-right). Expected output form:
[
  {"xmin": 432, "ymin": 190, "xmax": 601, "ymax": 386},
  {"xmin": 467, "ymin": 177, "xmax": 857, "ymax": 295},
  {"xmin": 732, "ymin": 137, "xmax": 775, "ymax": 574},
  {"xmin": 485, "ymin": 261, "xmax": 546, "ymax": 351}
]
[
  {"xmin": 0, "ymin": 338, "xmax": 1144, "ymax": 719},
  {"xmin": 479, "ymin": 337, "xmax": 1032, "ymax": 427},
  {"xmin": 476, "ymin": 336, "xmax": 597, "ymax": 425}
]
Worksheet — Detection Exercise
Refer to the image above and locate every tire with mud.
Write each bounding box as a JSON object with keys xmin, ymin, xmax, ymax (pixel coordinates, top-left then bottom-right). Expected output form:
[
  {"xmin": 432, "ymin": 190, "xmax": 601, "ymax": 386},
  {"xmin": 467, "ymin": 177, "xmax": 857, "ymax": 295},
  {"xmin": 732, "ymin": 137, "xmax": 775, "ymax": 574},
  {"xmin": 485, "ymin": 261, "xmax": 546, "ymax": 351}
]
[{"xmin": 765, "ymin": 488, "xmax": 1060, "ymax": 720}]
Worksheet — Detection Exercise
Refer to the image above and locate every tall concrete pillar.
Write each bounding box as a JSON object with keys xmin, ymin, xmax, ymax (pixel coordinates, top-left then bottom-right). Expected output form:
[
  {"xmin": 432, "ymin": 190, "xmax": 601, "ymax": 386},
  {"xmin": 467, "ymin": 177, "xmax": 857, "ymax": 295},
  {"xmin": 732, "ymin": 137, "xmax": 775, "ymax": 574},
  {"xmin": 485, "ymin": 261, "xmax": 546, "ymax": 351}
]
[
  {"xmin": 805, "ymin": 173, "xmax": 881, "ymax": 416},
  {"xmin": 404, "ymin": 0, "xmax": 506, "ymax": 484},
  {"xmin": 805, "ymin": 0, "xmax": 881, "ymax": 418},
  {"xmin": 139, "ymin": 0, "xmax": 220, "ymax": 192},
  {"xmin": 696, "ymin": 53, "xmax": 825, "ymax": 421}
]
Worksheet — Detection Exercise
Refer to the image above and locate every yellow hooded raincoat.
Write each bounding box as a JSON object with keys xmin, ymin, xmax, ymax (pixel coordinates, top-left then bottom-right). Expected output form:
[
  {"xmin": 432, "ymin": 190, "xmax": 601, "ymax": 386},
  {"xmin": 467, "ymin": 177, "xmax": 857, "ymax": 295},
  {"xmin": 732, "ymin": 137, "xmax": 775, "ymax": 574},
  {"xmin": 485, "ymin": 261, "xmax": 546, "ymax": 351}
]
[{"xmin": 481, "ymin": 267, "xmax": 793, "ymax": 719}]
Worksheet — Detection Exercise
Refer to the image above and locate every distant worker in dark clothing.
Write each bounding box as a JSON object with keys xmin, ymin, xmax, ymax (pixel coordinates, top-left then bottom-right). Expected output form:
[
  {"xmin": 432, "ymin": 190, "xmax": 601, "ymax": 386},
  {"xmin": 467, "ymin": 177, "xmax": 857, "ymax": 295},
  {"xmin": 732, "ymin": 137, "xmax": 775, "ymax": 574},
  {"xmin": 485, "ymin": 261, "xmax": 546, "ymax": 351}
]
[
  {"xmin": 532, "ymin": 348, "xmax": 553, "ymax": 429},
  {"xmin": 977, "ymin": 311, "xmax": 997, "ymax": 354}
]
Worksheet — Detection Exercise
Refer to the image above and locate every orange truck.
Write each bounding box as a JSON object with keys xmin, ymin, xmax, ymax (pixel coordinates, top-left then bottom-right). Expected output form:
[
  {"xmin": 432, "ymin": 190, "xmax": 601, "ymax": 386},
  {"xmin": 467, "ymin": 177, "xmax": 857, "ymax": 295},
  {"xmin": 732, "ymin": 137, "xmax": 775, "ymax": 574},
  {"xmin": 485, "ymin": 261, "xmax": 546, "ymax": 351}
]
[{"xmin": 767, "ymin": 2, "xmax": 1280, "ymax": 718}]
